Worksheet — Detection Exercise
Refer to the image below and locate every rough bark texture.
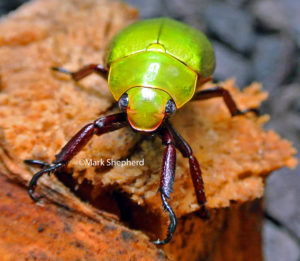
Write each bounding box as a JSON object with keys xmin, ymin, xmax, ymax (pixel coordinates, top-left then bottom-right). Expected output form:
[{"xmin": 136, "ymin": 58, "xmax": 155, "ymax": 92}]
[
  {"xmin": 0, "ymin": 0, "xmax": 297, "ymax": 260},
  {"xmin": 0, "ymin": 174, "xmax": 166, "ymax": 261}
]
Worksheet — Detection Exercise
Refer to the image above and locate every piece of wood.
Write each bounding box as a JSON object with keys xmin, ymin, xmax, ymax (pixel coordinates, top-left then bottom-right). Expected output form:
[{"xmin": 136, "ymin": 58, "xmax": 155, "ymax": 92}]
[
  {"xmin": 0, "ymin": 0, "xmax": 297, "ymax": 260},
  {"xmin": 0, "ymin": 174, "xmax": 166, "ymax": 261},
  {"xmin": 163, "ymin": 199, "xmax": 263, "ymax": 261}
]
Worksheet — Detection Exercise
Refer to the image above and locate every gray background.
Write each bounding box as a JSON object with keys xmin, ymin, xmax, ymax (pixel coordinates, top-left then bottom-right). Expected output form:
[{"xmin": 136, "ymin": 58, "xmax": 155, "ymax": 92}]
[{"xmin": 1, "ymin": 0, "xmax": 299, "ymax": 260}]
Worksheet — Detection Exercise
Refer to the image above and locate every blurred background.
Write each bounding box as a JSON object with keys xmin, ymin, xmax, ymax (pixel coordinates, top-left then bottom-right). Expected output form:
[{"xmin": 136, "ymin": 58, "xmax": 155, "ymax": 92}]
[{"xmin": 1, "ymin": 0, "xmax": 299, "ymax": 260}]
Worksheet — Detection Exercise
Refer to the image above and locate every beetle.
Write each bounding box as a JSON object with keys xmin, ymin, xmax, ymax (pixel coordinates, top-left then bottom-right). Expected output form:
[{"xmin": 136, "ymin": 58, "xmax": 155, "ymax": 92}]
[{"xmin": 25, "ymin": 18, "xmax": 258, "ymax": 245}]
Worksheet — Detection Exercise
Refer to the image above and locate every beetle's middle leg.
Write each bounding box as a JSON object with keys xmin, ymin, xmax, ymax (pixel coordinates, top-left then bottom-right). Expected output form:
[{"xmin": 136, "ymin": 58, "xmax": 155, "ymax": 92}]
[
  {"xmin": 192, "ymin": 87, "xmax": 259, "ymax": 116},
  {"xmin": 25, "ymin": 112, "xmax": 127, "ymax": 201},
  {"xmin": 52, "ymin": 64, "xmax": 108, "ymax": 81}
]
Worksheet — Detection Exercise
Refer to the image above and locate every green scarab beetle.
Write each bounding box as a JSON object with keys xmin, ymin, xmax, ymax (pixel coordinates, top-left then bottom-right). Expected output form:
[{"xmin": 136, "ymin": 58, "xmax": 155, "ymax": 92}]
[
  {"xmin": 105, "ymin": 18, "xmax": 215, "ymax": 132},
  {"xmin": 25, "ymin": 18, "xmax": 257, "ymax": 245}
]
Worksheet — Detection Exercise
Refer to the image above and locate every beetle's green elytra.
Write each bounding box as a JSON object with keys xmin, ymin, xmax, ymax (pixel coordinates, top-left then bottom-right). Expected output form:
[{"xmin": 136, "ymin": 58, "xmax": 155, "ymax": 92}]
[
  {"xmin": 105, "ymin": 17, "xmax": 216, "ymax": 132},
  {"xmin": 104, "ymin": 18, "xmax": 216, "ymax": 76}
]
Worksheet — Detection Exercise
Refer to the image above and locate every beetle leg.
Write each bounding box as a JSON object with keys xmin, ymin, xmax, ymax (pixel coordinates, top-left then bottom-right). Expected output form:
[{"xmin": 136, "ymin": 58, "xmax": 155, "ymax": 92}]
[
  {"xmin": 192, "ymin": 87, "xmax": 259, "ymax": 116},
  {"xmin": 153, "ymin": 125, "xmax": 177, "ymax": 245},
  {"xmin": 52, "ymin": 64, "xmax": 108, "ymax": 81},
  {"xmin": 28, "ymin": 163, "xmax": 64, "ymax": 201},
  {"xmin": 196, "ymin": 76, "xmax": 213, "ymax": 89},
  {"xmin": 166, "ymin": 121, "xmax": 209, "ymax": 219},
  {"xmin": 25, "ymin": 112, "xmax": 127, "ymax": 201},
  {"xmin": 24, "ymin": 159, "xmax": 52, "ymax": 168}
]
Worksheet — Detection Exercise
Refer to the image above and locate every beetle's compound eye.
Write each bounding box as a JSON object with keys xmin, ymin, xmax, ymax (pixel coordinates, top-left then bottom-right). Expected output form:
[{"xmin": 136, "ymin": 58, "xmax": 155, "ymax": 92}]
[
  {"xmin": 118, "ymin": 93, "xmax": 129, "ymax": 111},
  {"xmin": 165, "ymin": 99, "xmax": 176, "ymax": 117}
]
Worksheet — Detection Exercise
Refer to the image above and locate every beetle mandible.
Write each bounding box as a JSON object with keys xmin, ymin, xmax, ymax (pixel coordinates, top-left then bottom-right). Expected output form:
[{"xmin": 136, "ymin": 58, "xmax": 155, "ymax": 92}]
[{"xmin": 25, "ymin": 18, "xmax": 258, "ymax": 245}]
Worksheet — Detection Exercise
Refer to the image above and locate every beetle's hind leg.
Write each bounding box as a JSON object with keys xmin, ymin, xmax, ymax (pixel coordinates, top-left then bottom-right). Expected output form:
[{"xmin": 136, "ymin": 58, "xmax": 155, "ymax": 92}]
[
  {"xmin": 52, "ymin": 64, "xmax": 108, "ymax": 81},
  {"xmin": 153, "ymin": 125, "xmax": 177, "ymax": 245},
  {"xmin": 192, "ymin": 86, "xmax": 260, "ymax": 116}
]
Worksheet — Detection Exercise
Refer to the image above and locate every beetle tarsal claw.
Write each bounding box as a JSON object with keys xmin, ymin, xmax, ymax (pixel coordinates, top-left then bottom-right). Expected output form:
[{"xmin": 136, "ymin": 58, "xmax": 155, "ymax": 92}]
[
  {"xmin": 24, "ymin": 159, "xmax": 51, "ymax": 168},
  {"xmin": 152, "ymin": 192, "xmax": 177, "ymax": 245},
  {"xmin": 27, "ymin": 162, "xmax": 64, "ymax": 202}
]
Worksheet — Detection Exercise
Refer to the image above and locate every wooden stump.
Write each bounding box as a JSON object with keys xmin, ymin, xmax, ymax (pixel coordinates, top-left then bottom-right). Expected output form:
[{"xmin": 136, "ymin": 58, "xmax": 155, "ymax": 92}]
[{"xmin": 0, "ymin": 0, "xmax": 297, "ymax": 260}]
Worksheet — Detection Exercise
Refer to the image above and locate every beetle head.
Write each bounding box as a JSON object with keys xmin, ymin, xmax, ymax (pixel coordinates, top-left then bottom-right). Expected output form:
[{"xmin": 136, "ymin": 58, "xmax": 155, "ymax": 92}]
[{"xmin": 118, "ymin": 87, "xmax": 176, "ymax": 132}]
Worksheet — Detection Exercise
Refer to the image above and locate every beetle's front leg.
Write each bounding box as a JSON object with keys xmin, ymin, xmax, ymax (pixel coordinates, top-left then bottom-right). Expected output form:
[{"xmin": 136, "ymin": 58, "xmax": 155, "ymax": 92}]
[
  {"xmin": 52, "ymin": 64, "xmax": 108, "ymax": 81},
  {"xmin": 153, "ymin": 125, "xmax": 177, "ymax": 245},
  {"xmin": 166, "ymin": 121, "xmax": 209, "ymax": 219},
  {"xmin": 25, "ymin": 113, "xmax": 127, "ymax": 201},
  {"xmin": 192, "ymin": 87, "xmax": 259, "ymax": 116}
]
